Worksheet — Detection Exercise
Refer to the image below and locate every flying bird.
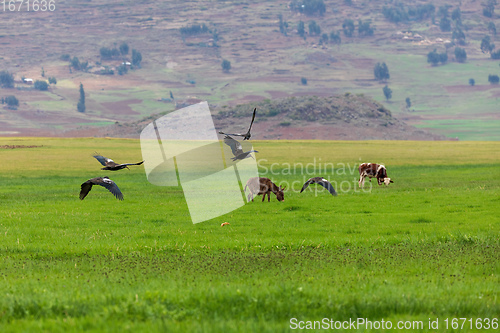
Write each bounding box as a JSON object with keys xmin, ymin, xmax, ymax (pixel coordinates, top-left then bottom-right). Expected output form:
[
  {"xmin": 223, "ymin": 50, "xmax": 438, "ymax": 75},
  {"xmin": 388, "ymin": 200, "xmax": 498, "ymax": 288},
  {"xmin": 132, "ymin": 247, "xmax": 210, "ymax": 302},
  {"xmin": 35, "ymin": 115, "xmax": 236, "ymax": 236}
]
[
  {"xmin": 79, "ymin": 176, "xmax": 124, "ymax": 200},
  {"xmin": 223, "ymin": 135, "xmax": 259, "ymax": 161},
  {"xmin": 93, "ymin": 153, "xmax": 144, "ymax": 171},
  {"xmin": 300, "ymin": 177, "xmax": 337, "ymax": 196},
  {"xmin": 219, "ymin": 107, "xmax": 256, "ymax": 140}
]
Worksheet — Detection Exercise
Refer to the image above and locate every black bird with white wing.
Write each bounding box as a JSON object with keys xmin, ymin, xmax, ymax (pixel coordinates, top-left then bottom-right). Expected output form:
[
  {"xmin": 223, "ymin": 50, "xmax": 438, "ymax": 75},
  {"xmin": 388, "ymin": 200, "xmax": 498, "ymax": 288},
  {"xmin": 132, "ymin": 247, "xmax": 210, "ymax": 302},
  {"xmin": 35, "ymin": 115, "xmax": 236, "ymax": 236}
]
[
  {"xmin": 300, "ymin": 177, "xmax": 337, "ymax": 196},
  {"xmin": 93, "ymin": 153, "xmax": 144, "ymax": 171},
  {"xmin": 80, "ymin": 176, "xmax": 124, "ymax": 200},
  {"xmin": 219, "ymin": 108, "xmax": 256, "ymax": 141}
]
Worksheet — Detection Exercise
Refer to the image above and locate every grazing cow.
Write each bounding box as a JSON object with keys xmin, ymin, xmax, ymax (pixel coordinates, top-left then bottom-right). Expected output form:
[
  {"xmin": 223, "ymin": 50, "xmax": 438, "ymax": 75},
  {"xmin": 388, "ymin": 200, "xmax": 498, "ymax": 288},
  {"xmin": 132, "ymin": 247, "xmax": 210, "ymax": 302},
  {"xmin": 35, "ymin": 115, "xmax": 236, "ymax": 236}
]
[
  {"xmin": 244, "ymin": 177, "xmax": 285, "ymax": 202},
  {"xmin": 358, "ymin": 163, "xmax": 393, "ymax": 188}
]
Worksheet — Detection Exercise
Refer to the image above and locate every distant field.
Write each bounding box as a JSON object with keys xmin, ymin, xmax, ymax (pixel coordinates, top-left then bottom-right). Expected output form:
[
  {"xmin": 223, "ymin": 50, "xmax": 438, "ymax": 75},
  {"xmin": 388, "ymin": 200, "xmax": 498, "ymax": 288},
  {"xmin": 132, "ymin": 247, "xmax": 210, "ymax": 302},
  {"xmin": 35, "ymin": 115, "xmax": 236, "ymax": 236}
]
[
  {"xmin": 0, "ymin": 137, "xmax": 498, "ymax": 332},
  {"xmin": 1, "ymin": 0, "xmax": 499, "ymax": 140}
]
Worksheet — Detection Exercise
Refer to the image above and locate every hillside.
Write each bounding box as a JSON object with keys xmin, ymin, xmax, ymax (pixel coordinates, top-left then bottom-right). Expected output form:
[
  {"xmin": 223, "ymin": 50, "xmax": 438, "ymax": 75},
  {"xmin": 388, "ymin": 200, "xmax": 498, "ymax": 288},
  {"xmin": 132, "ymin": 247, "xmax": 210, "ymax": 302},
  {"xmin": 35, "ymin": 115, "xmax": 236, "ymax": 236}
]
[
  {"xmin": 0, "ymin": 0, "xmax": 499, "ymax": 140},
  {"xmin": 63, "ymin": 95, "xmax": 447, "ymax": 140}
]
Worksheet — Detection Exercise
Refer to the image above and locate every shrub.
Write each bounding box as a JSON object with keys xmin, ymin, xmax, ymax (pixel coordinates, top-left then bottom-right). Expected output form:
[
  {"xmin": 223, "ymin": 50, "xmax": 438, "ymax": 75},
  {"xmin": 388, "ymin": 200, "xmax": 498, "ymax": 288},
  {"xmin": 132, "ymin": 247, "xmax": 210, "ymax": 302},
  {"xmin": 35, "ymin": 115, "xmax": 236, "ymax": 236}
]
[
  {"xmin": 0, "ymin": 70, "xmax": 14, "ymax": 88},
  {"xmin": 34, "ymin": 80, "xmax": 49, "ymax": 91},
  {"xmin": 488, "ymin": 74, "xmax": 499, "ymax": 84},
  {"xmin": 221, "ymin": 59, "xmax": 231, "ymax": 72},
  {"xmin": 454, "ymin": 47, "xmax": 467, "ymax": 63},
  {"xmin": 4, "ymin": 95, "xmax": 19, "ymax": 108},
  {"xmin": 290, "ymin": 0, "xmax": 326, "ymax": 16}
]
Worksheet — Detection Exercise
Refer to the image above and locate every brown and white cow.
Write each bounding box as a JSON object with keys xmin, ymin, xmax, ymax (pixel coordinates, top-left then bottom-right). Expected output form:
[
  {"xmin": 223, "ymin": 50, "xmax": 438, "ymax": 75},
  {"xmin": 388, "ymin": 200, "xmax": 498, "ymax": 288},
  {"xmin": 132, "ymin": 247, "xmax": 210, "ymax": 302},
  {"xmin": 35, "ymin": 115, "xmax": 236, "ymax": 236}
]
[
  {"xmin": 244, "ymin": 177, "xmax": 285, "ymax": 202},
  {"xmin": 358, "ymin": 163, "xmax": 393, "ymax": 188}
]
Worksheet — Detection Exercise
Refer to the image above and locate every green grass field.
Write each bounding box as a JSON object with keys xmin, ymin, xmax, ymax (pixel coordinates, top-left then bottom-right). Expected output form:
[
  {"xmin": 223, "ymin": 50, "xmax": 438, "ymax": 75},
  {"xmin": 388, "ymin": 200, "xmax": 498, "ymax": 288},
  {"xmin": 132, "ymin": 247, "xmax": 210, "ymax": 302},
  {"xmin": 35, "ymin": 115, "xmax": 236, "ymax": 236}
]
[{"xmin": 0, "ymin": 138, "xmax": 499, "ymax": 332}]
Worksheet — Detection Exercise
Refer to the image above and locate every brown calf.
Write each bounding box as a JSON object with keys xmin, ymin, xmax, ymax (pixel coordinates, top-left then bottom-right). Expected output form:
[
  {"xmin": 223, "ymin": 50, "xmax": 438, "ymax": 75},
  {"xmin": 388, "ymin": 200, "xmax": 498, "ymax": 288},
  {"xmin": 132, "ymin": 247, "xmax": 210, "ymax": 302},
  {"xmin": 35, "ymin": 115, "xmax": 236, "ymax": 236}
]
[
  {"xmin": 358, "ymin": 163, "xmax": 393, "ymax": 188},
  {"xmin": 244, "ymin": 177, "xmax": 285, "ymax": 202}
]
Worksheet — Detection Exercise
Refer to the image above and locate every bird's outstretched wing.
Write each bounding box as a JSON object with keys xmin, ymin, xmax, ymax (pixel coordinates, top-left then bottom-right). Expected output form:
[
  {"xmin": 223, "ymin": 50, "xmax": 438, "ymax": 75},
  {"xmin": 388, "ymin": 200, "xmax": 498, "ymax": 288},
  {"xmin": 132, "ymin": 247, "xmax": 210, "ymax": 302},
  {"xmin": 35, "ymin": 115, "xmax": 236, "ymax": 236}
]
[
  {"xmin": 317, "ymin": 179, "xmax": 337, "ymax": 196},
  {"xmin": 300, "ymin": 177, "xmax": 337, "ymax": 196},
  {"xmin": 218, "ymin": 108, "xmax": 257, "ymax": 140},
  {"xmin": 80, "ymin": 177, "xmax": 124, "ymax": 200},
  {"xmin": 79, "ymin": 182, "xmax": 93, "ymax": 200},
  {"xmin": 98, "ymin": 177, "xmax": 124, "ymax": 200},
  {"xmin": 223, "ymin": 135, "xmax": 244, "ymax": 156},
  {"xmin": 246, "ymin": 108, "xmax": 257, "ymax": 134},
  {"xmin": 93, "ymin": 153, "xmax": 114, "ymax": 167}
]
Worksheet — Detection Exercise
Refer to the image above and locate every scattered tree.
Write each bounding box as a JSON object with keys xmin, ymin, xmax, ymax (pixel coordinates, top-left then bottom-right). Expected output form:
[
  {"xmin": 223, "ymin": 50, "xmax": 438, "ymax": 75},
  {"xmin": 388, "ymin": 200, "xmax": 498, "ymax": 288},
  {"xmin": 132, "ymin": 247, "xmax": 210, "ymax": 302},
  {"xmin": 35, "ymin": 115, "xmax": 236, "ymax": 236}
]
[
  {"xmin": 4, "ymin": 95, "xmax": 19, "ymax": 109},
  {"xmin": 437, "ymin": 5, "xmax": 449, "ymax": 17},
  {"xmin": 358, "ymin": 20, "xmax": 374, "ymax": 37},
  {"xmin": 488, "ymin": 22, "xmax": 497, "ymax": 36},
  {"xmin": 70, "ymin": 57, "xmax": 88, "ymax": 71},
  {"xmin": 320, "ymin": 33, "xmax": 328, "ymax": 44},
  {"xmin": 452, "ymin": 27, "xmax": 465, "ymax": 45},
  {"xmin": 329, "ymin": 32, "xmax": 341, "ymax": 45},
  {"xmin": 439, "ymin": 52, "xmax": 448, "ymax": 64},
  {"xmin": 132, "ymin": 49, "xmax": 142, "ymax": 67},
  {"xmin": 383, "ymin": 85, "xmax": 392, "ymax": 101},
  {"xmin": 34, "ymin": 80, "xmax": 49, "ymax": 91},
  {"xmin": 469, "ymin": 78, "xmax": 475, "ymax": 86},
  {"xmin": 180, "ymin": 23, "xmax": 209, "ymax": 36},
  {"xmin": 488, "ymin": 74, "xmax": 500, "ymax": 84},
  {"xmin": 481, "ymin": 36, "xmax": 495, "ymax": 54},
  {"xmin": 0, "ymin": 71, "xmax": 14, "ymax": 88},
  {"xmin": 100, "ymin": 47, "xmax": 120, "ymax": 60},
  {"xmin": 308, "ymin": 20, "xmax": 321, "ymax": 36},
  {"xmin": 427, "ymin": 49, "xmax": 448, "ymax": 66},
  {"xmin": 451, "ymin": 7, "xmax": 462, "ymax": 22},
  {"xmin": 454, "ymin": 47, "xmax": 467, "ymax": 63},
  {"xmin": 119, "ymin": 42, "xmax": 129, "ymax": 56},
  {"xmin": 374, "ymin": 62, "xmax": 390, "ymax": 81},
  {"xmin": 117, "ymin": 64, "xmax": 128, "ymax": 75},
  {"xmin": 383, "ymin": 3, "xmax": 435, "ymax": 23},
  {"xmin": 297, "ymin": 21, "xmax": 305, "ymax": 38},
  {"xmin": 221, "ymin": 59, "xmax": 231, "ymax": 72},
  {"xmin": 440, "ymin": 17, "xmax": 451, "ymax": 32},
  {"xmin": 342, "ymin": 19, "xmax": 355, "ymax": 37},
  {"xmin": 60, "ymin": 54, "xmax": 71, "ymax": 61},
  {"xmin": 289, "ymin": 0, "xmax": 326, "ymax": 16},
  {"xmin": 170, "ymin": 91, "xmax": 174, "ymax": 100},
  {"xmin": 491, "ymin": 50, "xmax": 500, "ymax": 59},
  {"xmin": 301, "ymin": 77, "xmax": 308, "ymax": 85},
  {"xmin": 48, "ymin": 77, "xmax": 57, "ymax": 84},
  {"xmin": 405, "ymin": 97, "xmax": 411, "ymax": 109},
  {"xmin": 71, "ymin": 57, "xmax": 80, "ymax": 70},
  {"xmin": 77, "ymin": 83, "xmax": 85, "ymax": 113},
  {"xmin": 382, "ymin": 6, "xmax": 409, "ymax": 23},
  {"xmin": 41, "ymin": 67, "xmax": 45, "ymax": 77},
  {"xmin": 278, "ymin": 14, "xmax": 288, "ymax": 36},
  {"xmin": 483, "ymin": 0, "xmax": 496, "ymax": 18}
]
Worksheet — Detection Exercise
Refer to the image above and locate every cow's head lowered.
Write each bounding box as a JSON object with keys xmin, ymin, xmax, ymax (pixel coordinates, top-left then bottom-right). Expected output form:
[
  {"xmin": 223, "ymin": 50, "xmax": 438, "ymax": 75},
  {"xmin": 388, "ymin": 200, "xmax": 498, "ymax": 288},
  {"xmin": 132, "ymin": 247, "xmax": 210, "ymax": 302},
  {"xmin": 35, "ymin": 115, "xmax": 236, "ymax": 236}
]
[
  {"xmin": 376, "ymin": 165, "xmax": 393, "ymax": 186},
  {"xmin": 359, "ymin": 163, "xmax": 394, "ymax": 188}
]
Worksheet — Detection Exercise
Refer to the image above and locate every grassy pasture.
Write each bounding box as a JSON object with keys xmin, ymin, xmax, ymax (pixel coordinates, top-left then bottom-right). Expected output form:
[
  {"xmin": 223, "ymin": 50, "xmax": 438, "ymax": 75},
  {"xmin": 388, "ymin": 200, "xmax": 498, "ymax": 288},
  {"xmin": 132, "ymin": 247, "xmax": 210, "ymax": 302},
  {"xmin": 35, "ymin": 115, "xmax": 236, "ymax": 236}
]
[{"xmin": 0, "ymin": 138, "xmax": 499, "ymax": 332}]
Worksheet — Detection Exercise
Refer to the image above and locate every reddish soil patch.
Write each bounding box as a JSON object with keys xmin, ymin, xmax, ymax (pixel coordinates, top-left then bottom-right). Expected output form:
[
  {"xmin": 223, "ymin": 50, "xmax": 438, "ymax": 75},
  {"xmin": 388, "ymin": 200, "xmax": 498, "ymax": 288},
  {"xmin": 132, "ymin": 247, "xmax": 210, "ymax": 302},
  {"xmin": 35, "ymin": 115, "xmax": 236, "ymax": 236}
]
[
  {"xmin": 0, "ymin": 145, "xmax": 42, "ymax": 149},
  {"xmin": 101, "ymin": 99, "xmax": 142, "ymax": 116}
]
